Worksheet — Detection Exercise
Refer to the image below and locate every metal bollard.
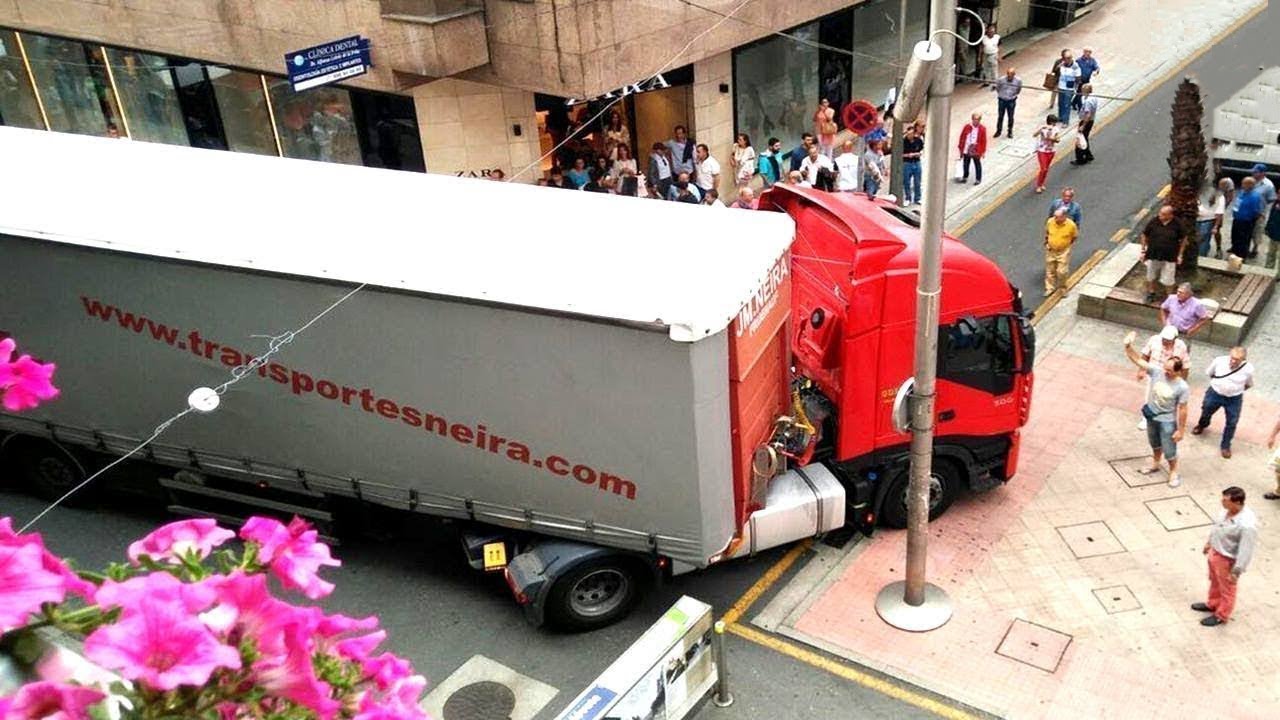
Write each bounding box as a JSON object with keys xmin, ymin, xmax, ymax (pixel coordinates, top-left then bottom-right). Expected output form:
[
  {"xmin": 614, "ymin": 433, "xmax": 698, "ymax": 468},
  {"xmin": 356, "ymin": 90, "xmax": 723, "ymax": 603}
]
[{"xmin": 712, "ymin": 620, "xmax": 734, "ymax": 707}]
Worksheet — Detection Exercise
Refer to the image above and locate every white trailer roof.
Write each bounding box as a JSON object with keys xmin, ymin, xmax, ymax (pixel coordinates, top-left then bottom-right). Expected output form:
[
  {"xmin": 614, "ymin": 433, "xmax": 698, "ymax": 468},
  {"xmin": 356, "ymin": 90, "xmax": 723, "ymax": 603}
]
[
  {"xmin": 1212, "ymin": 66, "xmax": 1280, "ymax": 168},
  {"xmin": 0, "ymin": 127, "xmax": 795, "ymax": 341}
]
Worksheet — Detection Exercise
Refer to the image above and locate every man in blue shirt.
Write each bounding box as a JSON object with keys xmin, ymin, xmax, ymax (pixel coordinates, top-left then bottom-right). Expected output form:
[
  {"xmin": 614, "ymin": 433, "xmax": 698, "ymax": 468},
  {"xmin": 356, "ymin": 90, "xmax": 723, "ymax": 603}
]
[
  {"xmin": 1072, "ymin": 48, "xmax": 1100, "ymax": 110},
  {"xmin": 1231, "ymin": 177, "xmax": 1264, "ymax": 259},
  {"xmin": 1049, "ymin": 187, "xmax": 1083, "ymax": 227},
  {"xmin": 788, "ymin": 133, "xmax": 816, "ymax": 173},
  {"xmin": 1249, "ymin": 163, "xmax": 1276, "ymax": 256}
]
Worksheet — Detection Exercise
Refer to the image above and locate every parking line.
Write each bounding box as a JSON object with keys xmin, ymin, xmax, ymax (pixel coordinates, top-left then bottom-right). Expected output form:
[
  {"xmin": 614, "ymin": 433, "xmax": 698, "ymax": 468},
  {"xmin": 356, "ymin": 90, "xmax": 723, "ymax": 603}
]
[
  {"xmin": 1157, "ymin": 184, "xmax": 1172, "ymax": 199},
  {"xmin": 727, "ymin": 623, "xmax": 982, "ymax": 720},
  {"xmin": 721, "ymin": 539, "xmax": 810, "ymax": 625},
  {"xmin": 1134, "ymin": 207, "xmax": 1150, "ymax": 223},
  {"xmin": 950, "ymin": 2, "xmax": 1265, "ymax": 238},
  {"xmin": 1110, "ymin": 228, "xmax": 1129, "ymax": 244}
]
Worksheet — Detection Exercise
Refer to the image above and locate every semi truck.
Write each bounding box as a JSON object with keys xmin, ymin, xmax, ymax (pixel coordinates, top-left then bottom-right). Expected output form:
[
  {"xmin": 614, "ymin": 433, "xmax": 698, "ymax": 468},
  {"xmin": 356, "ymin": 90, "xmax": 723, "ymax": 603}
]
[{"xmin": 0, "ymin": 127, "xmax": 1034, "ymax": 631}]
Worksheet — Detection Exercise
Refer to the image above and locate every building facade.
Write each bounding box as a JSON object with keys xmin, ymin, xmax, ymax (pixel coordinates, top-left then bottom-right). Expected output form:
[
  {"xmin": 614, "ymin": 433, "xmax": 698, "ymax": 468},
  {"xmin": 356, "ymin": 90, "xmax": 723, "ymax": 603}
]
[{"xmin": 1, "ymin": 1, "xmax": 1081, "ymax": 194}]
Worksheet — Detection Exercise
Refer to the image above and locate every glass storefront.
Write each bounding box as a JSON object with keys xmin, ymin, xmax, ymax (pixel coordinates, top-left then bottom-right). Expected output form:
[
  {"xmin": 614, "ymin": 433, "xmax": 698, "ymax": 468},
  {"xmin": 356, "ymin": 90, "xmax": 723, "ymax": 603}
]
[
  {"xmin": 733, "ymin": 0, "xmax": 929, "ymax": 152},
  {"xmin": 0, "ymin": 27, "xmax": 424, "ymax": 172},
  {"xmin": 534, "ymin": 65, "xmax": 694, "ymax": 174}
]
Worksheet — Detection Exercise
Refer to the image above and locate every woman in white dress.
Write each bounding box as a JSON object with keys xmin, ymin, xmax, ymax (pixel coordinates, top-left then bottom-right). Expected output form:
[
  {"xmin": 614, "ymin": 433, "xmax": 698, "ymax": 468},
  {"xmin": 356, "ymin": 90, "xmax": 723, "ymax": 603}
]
[{"xmin": 731, "ymin": 133, "xmax": 757, "ymax": 189}]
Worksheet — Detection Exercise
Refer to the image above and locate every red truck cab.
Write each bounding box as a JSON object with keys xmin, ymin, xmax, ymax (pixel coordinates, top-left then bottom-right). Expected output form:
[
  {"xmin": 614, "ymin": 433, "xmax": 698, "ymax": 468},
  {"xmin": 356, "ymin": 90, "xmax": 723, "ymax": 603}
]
[{"xmin": 763, "ymin": 186, "xmax": 1034, "ymax": 529}]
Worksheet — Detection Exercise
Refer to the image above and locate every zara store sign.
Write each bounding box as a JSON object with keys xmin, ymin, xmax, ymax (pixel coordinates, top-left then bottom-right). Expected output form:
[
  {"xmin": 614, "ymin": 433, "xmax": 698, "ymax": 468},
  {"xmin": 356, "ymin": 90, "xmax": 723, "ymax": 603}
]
[{"xmin": 565, "ymin": 74, "xmax": 671, "ymax": 106}]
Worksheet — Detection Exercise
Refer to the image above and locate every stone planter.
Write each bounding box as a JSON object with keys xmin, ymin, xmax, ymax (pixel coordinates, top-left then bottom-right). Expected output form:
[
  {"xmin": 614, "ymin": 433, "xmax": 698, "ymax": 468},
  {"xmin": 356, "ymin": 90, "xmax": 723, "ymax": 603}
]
[{"xmin": 1076, "ymin": 243, "xmax": 1275, "ymax": 346}]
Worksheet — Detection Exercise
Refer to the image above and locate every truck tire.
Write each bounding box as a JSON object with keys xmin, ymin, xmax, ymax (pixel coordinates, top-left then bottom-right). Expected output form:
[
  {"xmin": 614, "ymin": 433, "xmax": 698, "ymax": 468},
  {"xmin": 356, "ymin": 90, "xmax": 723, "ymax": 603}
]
[
  {"xmin": 14, "ymin": 440, "xmax": 92, "ymax": 504},
  {"xmin": 879, "ymin": 460, "xmax": 960, "ymax": 529},
  {"xmin": 544, "ymin": 556, "xmax": 642, "ymax": 632}
]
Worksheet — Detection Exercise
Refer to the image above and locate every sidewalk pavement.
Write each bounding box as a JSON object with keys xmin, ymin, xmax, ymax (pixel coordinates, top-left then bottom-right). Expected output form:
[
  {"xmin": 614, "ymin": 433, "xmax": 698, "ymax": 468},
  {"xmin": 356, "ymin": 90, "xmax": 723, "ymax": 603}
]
[
  {"xmin": 749, "ymin": 238, "xmax": 1280, "ymax": 717},
  {"xmin": 935, "ymin": 0, "xmax": 1268, "ymax": 232}
]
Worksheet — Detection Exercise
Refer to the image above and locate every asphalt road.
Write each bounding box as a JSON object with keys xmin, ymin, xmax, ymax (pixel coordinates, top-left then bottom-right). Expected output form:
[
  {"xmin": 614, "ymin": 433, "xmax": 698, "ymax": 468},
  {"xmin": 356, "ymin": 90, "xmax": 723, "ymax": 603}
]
[
  {"xmin": 958, "ymin": 2, "xmax": 1277, "ymax": 311},
  {"xmin": 0, "ymin": 486, "xmax": 935, "ymax": 720}
]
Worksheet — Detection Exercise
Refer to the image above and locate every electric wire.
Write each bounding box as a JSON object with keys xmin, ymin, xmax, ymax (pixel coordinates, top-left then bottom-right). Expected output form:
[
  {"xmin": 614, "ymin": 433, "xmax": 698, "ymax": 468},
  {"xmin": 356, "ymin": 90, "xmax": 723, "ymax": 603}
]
[{"xmin": 17, "ymin": 282, "xmax": 368, "ymax": 532}]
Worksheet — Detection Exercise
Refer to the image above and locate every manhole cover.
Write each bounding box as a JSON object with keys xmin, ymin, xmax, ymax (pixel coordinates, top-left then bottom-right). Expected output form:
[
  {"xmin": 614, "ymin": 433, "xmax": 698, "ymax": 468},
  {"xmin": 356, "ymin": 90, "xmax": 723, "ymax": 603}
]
[
  {"xmin": 998, "ymin": 143, "xmax": 1033, "ymax": 158},
  {"xmin": 442, "ymin": 681, "xmax": 516, "ymax": 720},
  {"xmin": 1092, "ymin": 584, "xmax": 1142, "ymax": 614},
  {"xmin": 1145, "ymin": 496, "xmax": 1212, "ymax": 531},
  {"xmin": 996, "ymin": 619, "xmax": 1072, "ymax": 673},
  {"xmin": 1056, "ymin": 521, "xmax": 1127, "ymax": 559},
  {"xmin": 1108, "ymin": 456, "xmax": 1168, "ymax": 488}
]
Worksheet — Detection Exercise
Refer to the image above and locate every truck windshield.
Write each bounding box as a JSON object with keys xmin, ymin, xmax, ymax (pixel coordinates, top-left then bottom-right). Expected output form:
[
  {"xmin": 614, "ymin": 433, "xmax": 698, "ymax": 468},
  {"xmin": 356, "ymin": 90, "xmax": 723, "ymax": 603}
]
[{"xmin": 937, "ymin": 315, "xmax": 1016, "ymax": 395}]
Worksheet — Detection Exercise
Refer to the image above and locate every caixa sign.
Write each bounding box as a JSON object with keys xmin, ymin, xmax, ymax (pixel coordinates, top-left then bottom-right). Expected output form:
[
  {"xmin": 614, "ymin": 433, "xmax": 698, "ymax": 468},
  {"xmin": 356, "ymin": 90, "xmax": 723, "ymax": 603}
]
[{"xmin": 566, "ymin": 74, "xmax": 671, "ymax": 106}]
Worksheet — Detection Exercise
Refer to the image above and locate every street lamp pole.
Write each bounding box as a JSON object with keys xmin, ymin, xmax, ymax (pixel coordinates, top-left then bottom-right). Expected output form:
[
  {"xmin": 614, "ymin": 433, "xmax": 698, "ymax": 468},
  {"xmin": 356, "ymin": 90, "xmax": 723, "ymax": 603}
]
[{"xmin": 875, "ymin": 0, "xmax": 956, "ymax": 632}]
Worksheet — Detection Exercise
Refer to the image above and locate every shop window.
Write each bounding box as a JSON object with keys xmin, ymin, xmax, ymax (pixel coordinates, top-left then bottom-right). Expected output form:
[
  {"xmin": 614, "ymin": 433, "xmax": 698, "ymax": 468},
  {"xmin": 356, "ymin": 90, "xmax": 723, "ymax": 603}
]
[
  {"xmin": 0, "ymin": 31, "xmax": 43, "ymax": 129},
  {"xmin": 733, "ymin": 23, "xmax": 819, "ymax": 156},
  {"xmin": 23, "ymin": 34, "xmax": 122, "ymax": 137},
  {"xmin": 851, "ymin": 0, "xmax": 930, "ymax": 110},
  {"xmin": 266, "ymin": 79, "xmax": 361, "ymax": 165},
  {"xmin": 349, "ymin": 91, "xmax": 424, "ymax": 171},
  {"xmin": 105, "ymin": 48, "xmax": 188, "ymax": 146},
  {"xmin": 208, "ymin": 67, "xmax": 278, "ymax": 156}
]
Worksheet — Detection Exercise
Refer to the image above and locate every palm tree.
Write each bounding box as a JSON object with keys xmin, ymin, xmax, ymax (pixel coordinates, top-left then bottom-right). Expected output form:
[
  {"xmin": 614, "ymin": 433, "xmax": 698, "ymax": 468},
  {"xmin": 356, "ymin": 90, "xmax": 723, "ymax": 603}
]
[{"xmin": 1167, "ymin": 77, "xmax": 1208, "ymax": 272}]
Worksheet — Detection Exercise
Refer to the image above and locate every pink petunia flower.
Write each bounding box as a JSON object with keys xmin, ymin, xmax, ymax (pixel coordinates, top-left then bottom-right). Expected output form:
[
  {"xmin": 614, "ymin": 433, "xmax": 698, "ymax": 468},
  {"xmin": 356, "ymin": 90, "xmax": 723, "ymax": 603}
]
[
  {"xmin": 83, "ymin": 591, "xmax": 241, "ymax": 691},
  {"xmin": 0, "ymin": 680, "xmax": 105, "ymax": 720},
  {"xmin": 127, "ymin": 518, "xmax": 235, "ymax": 566},
  {"xmin": 352, "ymin": 675, "xmax": 429, "ymax": 720},
  {"xmin": 200, "ymin": 572, "xmax": 306, "ymax": 659},
  {"xmin": 252, "ymin": 620, "xmax": 340, "ymax": 719},
  {"xmin": 0, "ymin": 542, "xmax": 66, "ymax": 633},
  {"xmin": 0, "ymin": 340, "xmax": 59, "ymax": 412},
  {"xmin": 0, "ymin": 518, "xmax": 95, "ymax": 600},
  {"xmin": 239, "ymin": 517, "xmax": 340, "ymax": 599},
  {"xmin": 94, "ymin": 571, "xmax": 217, "ymax": 617},
  {"xmin": 359, "ymin": 652, "xmax": 414, "ymax": 691}
]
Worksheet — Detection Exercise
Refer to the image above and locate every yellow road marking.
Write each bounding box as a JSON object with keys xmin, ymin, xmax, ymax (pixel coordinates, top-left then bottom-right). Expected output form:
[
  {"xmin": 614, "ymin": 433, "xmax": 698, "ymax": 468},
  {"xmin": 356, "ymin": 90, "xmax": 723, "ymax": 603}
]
[
  {"xmin": 727, "ymin": 623, "xmax": 982, "ymax": 720},
  {"xmin": 1066, "ymin": 249, "xmax": 1109, "ymax": 290},
  {"xmin": 1110, "ymin": 228, "xmax": 1129, "ymax": 244},
  {"xmin": 721, "ymin": 539, "xmax": 810, "ymax": 625},
  {"xmin": 1134, "ymin": 207, "xmax": 1150, "ymax": 223},
  {"xmin": 1157, "ymin": 183, "xmax": 1171, "ymax": 199},
  {"xmin": 1031, "ymin": 290, "xmax": 1063, "ymax": 324},
  {"xmin": 950, "ymin": 2, "xmax": 1266, "ymax": 238}
]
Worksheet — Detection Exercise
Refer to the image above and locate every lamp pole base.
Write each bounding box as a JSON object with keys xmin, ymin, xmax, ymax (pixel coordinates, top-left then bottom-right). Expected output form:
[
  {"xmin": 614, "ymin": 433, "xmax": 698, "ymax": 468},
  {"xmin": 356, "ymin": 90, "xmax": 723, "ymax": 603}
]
[{"xmin": 874, "ymin": 580, "xmax": 953, "ymax": 632}]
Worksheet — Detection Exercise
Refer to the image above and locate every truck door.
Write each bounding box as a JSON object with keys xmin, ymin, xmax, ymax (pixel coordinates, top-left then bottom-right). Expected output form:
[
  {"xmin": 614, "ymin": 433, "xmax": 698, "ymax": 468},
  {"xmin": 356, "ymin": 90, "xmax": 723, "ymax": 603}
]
[{"xmin": 933, "ymin": 314, "xmax": 1021, "ymax": 436}]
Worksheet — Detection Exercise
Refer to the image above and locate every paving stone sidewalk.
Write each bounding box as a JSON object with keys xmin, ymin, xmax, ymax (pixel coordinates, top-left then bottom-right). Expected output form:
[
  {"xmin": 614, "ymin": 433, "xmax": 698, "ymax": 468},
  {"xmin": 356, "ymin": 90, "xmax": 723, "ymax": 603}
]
[
  {"xmin": 938, "ymin": 0, "xmax": 1268, "ymax": 231},
  {"xmin": 752, "ymin": 261, "xmax": 1280, "ymax": 718}
]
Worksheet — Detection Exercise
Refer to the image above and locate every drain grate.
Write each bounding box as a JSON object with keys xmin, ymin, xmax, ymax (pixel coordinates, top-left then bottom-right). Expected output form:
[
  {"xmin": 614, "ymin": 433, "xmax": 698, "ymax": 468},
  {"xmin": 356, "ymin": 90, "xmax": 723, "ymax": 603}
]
[
  {"xmin": 1145, "ymin": 496, "xmax": 1212, "ymax": 531},
  {"xmin": 996, "ymin": 619, "xmax": 1073, "ymax": 673},
  {"xmin": 1092, "ymin": 585, "xmax": 1142, "ymax": 614},
  {"xmin": 1108, "ymin": 456, "xmax": 1168, "ymax": 488},
  {"xmin": 1056, "ymin": 521, "xmax": 1128, "ymax": 559},
  {"xmin": 442, "ymin": 681, "xmax": 516, "ymax": 720}
]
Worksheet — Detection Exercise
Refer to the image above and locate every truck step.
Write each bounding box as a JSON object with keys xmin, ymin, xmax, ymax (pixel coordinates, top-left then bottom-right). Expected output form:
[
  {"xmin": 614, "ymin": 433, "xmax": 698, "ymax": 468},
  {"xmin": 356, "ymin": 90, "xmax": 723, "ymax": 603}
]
[
  {"xmin": 166, "ymin": 505, "xmax": 340, "ymax": 547},
  {"xmin": 159, "ymin": 475, "xmax": 333, "ymax": 522}
]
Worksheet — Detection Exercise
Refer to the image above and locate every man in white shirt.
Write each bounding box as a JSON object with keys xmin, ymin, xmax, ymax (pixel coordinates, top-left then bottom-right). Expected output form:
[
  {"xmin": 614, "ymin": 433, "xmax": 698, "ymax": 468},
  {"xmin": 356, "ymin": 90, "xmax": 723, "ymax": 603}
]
[
  {"xmin": 694, "ymin": 143, "xmax": 720, "ymax": 194},
  {"xmin": 1137, "ymin": 325, "xmax": 1189, "ymax": 430},
  {"xmin": 978, "ymin": 24, "xmax": 1001, "ymax": 84},
  {"xmin": 1196, "ymin": 181, "xmax": 1227, "ymax": 258},
  {"xmin": 1192, "ymin": 346, "xmax": 1254, "ymax": 458},
  {"xmin": 834, "ymin": 140, "xmax": 861, "ymax": 192},
  {"xmin": 799, "ymin": 144, "xmax": 833, "ymax": 186},
  {"xmin": 1193, "ymin": 486, "xmax": 1257, "ymax": 626}
]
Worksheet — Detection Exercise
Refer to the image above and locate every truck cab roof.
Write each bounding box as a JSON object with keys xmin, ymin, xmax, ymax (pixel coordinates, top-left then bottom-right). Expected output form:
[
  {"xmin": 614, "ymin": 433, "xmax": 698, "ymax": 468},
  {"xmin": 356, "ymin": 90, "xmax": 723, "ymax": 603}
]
[{"xmin": 0, "ymin": 127, "xmax": 795, "ymax": 343}]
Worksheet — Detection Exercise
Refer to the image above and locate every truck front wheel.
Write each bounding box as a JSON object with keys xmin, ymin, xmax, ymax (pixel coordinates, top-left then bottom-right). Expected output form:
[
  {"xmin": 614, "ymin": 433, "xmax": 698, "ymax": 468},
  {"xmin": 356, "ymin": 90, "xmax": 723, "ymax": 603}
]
[
  {"xmin": 544, "ymin": 556, "xmax": 642, "ymax": 632},
  {"xmin": 879, "ymin": 460, "xmax": 961, "ymax": 529}
]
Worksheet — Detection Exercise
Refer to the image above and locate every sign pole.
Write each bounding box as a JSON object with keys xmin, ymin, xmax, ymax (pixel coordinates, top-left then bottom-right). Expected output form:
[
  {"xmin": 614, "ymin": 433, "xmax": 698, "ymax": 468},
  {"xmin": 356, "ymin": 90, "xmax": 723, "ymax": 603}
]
[
  {"xmin": 875, "ymin": 0, "xmax": 956, "ymax": 633},
  {"xmin": 888, "ymin": 0, "xmax": 909, "ymax": 206}
]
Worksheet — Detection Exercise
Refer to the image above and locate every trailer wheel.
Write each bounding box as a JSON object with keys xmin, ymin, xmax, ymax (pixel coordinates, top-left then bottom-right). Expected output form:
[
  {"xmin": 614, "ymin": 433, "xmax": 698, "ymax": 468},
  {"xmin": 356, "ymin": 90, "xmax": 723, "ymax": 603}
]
[
  {"xmin": 879, "ymin": 460, "xmax": 960, "ymax": 529},
  {"xmin": 544, "ymin": 556, "xmax": 641, "ymax": 632},
  {"xmin": 15, "ymin": 440, "xmax": 92, "ymax": 505}
]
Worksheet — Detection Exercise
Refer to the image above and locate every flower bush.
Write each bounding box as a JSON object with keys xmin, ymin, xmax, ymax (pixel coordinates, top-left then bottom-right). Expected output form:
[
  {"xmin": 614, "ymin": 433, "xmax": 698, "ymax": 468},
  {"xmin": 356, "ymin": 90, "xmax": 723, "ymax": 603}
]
[
  {"xmin": 0, "ymin": 337, "xmax": 59, "ymax": 412},
  {"xmin": 0, "ymin": 516, "xmax": 430, "ymax": 719}
]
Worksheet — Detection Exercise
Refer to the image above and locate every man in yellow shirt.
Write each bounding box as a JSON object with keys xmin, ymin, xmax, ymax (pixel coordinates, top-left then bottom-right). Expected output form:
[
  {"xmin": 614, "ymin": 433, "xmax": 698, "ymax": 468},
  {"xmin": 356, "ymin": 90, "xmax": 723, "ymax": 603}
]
[{"xmin": 1044, "ymin": 207, "xmax": 1079, "ymax": 295}]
